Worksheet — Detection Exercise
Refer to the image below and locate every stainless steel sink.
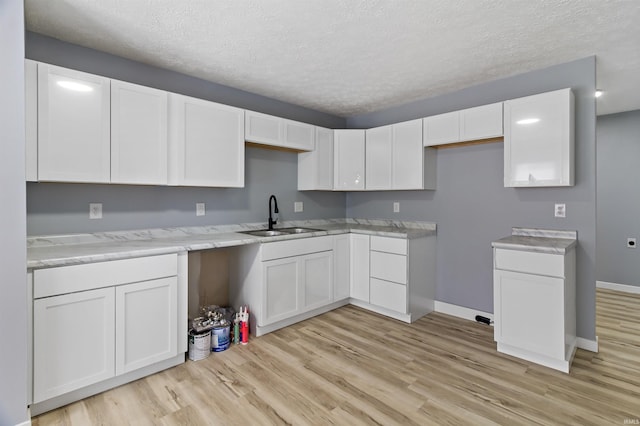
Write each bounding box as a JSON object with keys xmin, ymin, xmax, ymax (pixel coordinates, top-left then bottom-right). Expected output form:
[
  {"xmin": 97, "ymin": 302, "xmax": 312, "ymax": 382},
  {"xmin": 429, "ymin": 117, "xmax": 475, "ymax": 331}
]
[
  {"xmin": 241, "ymin": 229, "xmax": 288, "ymax": 237},
  {"xmin": 279, "ymin": 227, "xmax": 322, "ymax": 234}
]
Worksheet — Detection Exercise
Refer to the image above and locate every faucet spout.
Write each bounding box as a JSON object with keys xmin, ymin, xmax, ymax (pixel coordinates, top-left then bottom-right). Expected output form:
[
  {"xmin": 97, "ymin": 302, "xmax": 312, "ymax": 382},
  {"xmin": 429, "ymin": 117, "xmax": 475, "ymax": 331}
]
[{"xmin": 268, "ymin": 195, "xmax": 279, "ymax": 230}]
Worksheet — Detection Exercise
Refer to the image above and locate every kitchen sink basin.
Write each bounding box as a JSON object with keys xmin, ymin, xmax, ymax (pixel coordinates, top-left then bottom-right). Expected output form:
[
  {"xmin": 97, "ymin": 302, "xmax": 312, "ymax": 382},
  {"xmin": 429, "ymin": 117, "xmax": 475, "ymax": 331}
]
[
  {"xmin": 240, "ymin": 227, "xmax": 321, "ymax": 237},
  {"xmin": 278, "ymin": 227, "xmax": 322, "ymax": 234}
]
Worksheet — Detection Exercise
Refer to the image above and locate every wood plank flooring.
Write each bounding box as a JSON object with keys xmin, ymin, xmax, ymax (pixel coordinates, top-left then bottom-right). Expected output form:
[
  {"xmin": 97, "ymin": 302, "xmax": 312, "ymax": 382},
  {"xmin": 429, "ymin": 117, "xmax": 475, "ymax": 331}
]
[{"xmin": 33, "ymin": 288, "xmax": 640, "ymax": 425}]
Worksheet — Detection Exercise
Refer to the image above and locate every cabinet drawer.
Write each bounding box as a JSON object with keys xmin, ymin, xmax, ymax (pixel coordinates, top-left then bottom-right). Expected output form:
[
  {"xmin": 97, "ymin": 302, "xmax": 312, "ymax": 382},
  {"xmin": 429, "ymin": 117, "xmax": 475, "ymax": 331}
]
[
  {"xmin": 370, "ymin": 278, "xmax": 407, "ymax": 313},
  {"xmin": 34, "ymin": 254, "xmax": 178, "ymax": 298},
  {"xmin": 370, "ymin": 251, "xmax": 407, "ymax": 284},
  {"xmin": 261, "ymin": 236, "xmax": 333, "ymax": 261},
  {"xmin": 370, "ymin": 236, "xmax": 407, "ymax": 255},
  {"xmin": 494, "ymin": 248, "xmax": 564, "ymax": 278}
]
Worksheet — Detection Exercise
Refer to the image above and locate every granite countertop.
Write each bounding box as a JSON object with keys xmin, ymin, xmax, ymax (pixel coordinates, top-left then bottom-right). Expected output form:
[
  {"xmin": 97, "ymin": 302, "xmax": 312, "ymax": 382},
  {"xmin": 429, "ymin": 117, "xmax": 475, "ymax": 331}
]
[
  {"xmin": 27, "ymin": 218, "xmax": 436, "ymax": 269},
  {"xmin": 491, "ymin": 227, "xmax": 577, "ymax": 254}
]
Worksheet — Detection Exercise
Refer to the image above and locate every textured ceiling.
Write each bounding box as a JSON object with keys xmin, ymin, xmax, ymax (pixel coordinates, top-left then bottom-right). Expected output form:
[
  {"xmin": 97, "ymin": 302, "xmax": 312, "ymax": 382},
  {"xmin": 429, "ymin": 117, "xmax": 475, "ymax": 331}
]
[{"xmin": 25, "ymin": 0, "xmax": 640, "ymax": 117}]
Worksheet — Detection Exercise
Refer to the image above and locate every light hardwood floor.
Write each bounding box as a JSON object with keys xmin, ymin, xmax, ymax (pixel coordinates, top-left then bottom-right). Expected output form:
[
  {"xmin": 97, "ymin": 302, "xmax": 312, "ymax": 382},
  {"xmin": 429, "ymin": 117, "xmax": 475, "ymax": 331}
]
[{"xmin": 33, "ymin": 289, "xmax": 640, "ymax": 425}]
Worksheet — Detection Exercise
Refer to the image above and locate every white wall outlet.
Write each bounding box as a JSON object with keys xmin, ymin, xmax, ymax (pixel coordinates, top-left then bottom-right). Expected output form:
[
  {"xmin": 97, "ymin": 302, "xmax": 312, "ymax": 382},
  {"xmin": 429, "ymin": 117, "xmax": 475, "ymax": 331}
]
[
  {"xmin": 294, "ymin": 201, "xmax": 303, "ymax": 213},
  {"xmin": 627, "ymin": 238, "xmax": 637, "ymax": 248},
  {"xmin": 89, "ymin": 203, "xmax": 102, "ymax": 219},
  {"xmin": 196, "ymin": 202, "xmax": 206, "ymax": 216},
  {"xmin": 554, "ymin": 203, "xmax": 566, "ymax": 218},
  {"xmin": 393, "ymin": 202, "xmax": 400, "ymax": 213}
]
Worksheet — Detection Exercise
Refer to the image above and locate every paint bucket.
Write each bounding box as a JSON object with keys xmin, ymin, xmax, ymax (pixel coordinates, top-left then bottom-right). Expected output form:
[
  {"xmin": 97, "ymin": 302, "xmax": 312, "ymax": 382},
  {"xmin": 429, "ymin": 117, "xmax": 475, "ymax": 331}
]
[
  {"xmin": 211, "ymin": 324, "xmax": 231, "ymax": 352},
  {"xmin": 188, "ymin": 329, "xmax": 211, "ymax": 361}
]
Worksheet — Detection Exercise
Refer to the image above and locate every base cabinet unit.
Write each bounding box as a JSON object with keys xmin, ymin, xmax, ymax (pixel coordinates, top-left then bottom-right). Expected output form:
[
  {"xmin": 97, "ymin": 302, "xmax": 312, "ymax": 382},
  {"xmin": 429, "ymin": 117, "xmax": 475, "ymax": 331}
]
[
  {"xmin": 298, "ymin": 126, "xmax": 334, "ymax": 190},
  {"xmin": 493, "ymin": 241, "xmax": 577, "ymax": 373},
  {"xmin": 349, "ymin": 234, "xmax": 370, "ymax": 302},
  {"xmin": 333, "ymin": 234, "xmax": 351, "ymax": 301},
  {"xmin": 30, "ymin": 253, "xmax": 187, "ymax": 414},
  {"xmin": 230, "ymin": 235, "xmax": 339, "ymax": 336},
  {"xmin": 504, "ymin": 88, "xmax": 574, "ymax": 187}
]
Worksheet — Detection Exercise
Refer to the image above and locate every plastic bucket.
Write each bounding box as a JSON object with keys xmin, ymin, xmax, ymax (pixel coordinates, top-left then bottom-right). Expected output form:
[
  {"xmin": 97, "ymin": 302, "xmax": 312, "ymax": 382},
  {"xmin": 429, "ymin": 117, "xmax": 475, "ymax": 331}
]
[
  {"xmin": 211, "ymin": 324, "xmax": 231, "ymax": 352},
  {"xmin": 188, "ymin": 329, "xmax": 211, "ymax": 361}
]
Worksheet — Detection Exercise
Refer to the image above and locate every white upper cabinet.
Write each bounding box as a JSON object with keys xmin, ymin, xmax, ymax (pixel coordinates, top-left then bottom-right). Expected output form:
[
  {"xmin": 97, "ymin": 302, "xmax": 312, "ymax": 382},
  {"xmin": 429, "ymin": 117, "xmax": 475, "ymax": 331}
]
[
  {"xmin": 245, "ymin": 110, "xmax": 314, "ymax": 151},
  {"xmin": 334, "ymin": 129, "xmax": 365, "ymax": 190},
  {"xmin": 504, "ymin": 88, "xmax": 574, "ymax": 187},
  {"xmin": 111, "ymin": 80, "xmax": 168, "ymax": 185},
  {"xmin": 366, "ymin": 119, "xmax": 435, "ymax": 190},
  {"xmin": 298, "ymin": 126, "xmax": 333, "ymax": 190},
  {"xmin": 37, "ymin": 63, "xmax": 111, "ymax": 183},
  {"xmin": 424, "ymin": 102, "xmax": 503, "ymax": 147},
  {"xmin": 168, "ymin": 93, "xmax": 245, "ymax": 187},
  {"xmin": 25, "ymin": 59, "xmax": 38, "ymax": 182}
]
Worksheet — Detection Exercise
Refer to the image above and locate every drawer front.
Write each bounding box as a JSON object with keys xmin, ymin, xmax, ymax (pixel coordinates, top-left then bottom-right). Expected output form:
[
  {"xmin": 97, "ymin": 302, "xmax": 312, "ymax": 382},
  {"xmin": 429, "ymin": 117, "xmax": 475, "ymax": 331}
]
[
  {"xmin": 370, "ymin": 251, "xmax": 407, "ymax": 284},
  {"xmin": 370, "ymin": 236, "xmax": 407, "ymax": 255},
  {"xmin": 370, "ymin": 278, "xmax": 407, "ymax": 313},
  {"xmin": 494, "ymin": 248, "xmax": 564, "ymax": 278},
  {"xmin": 261, "ymin": 235, "xmax": 333, "ymax": 261},
  {"xmin": 34, "ymin": 253, "xmax": 178, "ymax": 298}
]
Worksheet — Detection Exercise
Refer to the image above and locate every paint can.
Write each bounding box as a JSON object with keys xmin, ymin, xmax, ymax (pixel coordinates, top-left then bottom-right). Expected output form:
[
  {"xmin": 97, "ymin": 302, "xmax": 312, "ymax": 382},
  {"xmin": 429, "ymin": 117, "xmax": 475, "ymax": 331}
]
[
  {"xmin": 211, "ymin": 324, "xmax": 231, "ymax": 352},
  {"xmin": 188, "ymin": 329, "xmax": 211, "ymax": 361}
]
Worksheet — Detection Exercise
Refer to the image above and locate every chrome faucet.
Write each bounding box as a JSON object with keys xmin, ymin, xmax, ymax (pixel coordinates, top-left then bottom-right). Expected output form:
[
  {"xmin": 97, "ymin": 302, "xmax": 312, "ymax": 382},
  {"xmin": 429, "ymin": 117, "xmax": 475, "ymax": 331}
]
[{"xmin": 268, "ymin": 195, "xmax": 279, "ymax": 230}]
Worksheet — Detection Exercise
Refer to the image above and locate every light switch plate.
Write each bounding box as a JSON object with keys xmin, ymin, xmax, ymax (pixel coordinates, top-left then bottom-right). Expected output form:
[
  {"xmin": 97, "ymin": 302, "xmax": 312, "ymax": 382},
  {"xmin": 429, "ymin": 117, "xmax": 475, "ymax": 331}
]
[
  {"xmin": 89, "ymin": 203, "xmax": 102, "ymax": 219},
  {"xmin": 393, "ymin": 202, "xmax": 400, "ymax": 213},
  {"xmin": 196, "ymin": 203, "xmax": 205, "ymax": 216},
  {"xmin": 294, "ymin": 201, "xmax": 303, "ymax": 213},
  {"xmin": 554, "ymin": 203, "xmax": 566, "ymax": 218}
]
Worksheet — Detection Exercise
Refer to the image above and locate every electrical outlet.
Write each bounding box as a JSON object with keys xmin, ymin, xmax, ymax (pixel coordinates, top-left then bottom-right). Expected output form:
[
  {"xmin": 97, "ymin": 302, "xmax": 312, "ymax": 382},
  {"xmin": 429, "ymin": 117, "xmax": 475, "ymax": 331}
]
[
  {"xmin": 89, "ymin": 203, "xmax": 102, "ymax": 219},
  {"xmin": 554, "ymin": 203, "xmax": 566, "ymax": 218},
  {"xmin": 627, "ymin": 238, "xmax": 636, "ymax": 248},
  {"xmin": 294, "ymin": 201, "xmax": 303, "ymax": 213},
  {"xmin": 196, "ymin": 203, "xmax": 205, "ymax": 216},
  {"xmin": 393, "ymin": 202, "xmax": 400, "ymax": 213}
]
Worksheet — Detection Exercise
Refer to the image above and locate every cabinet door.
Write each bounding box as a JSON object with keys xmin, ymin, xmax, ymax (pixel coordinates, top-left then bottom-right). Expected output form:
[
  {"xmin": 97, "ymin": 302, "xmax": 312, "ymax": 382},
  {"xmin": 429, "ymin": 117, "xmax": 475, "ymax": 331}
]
[
  {"xmin": 298, "ymin": 127, "xmax": 333, "ymax": 190},
  {"xmin": 169, "ymin": 94, "xmax": 244, "ymax": 187},
  {"xmin": 25, "ymin": 59, "xmax": 38, "ymax": 182},
  {"xmin": 494, "ymin": 269, "xmax": 564, "ymax": 359},
  {"xmin": 115, "ymin": 277, "xmax": 177, "ymax": 375},
  {"xmin": 302, "ymin": 251, "xmax": 333, "ymax": 311},
  {"xmin": 283, "ymin": 119, "xmax": 315, "ymax": 151},
  {"xmin": 37, "ymin": 63, "xmax": 110, "ymax": 183},
  {"xmin": 350, "ymin": 234, "xmax": 370, "ymax": 302},
  {"xmin": 33, "ymin": 288, "xmax": 115, "ymax": 403},
  {"xmin": 392, "ymin": 119, "xmax": 424, "ymax": 189},
  {"xmin": 334, "ymin": 129, "xmax": 365, "ymax": 190},
  {"xmin": 460, "ymin": 102, "xmax": 503, "ymax": 142},
  {"xmin": 245, "ymin": 110, "xmax": 282, "ymax": 146},
  {"xmin": 504, "ymin": 88, "xmax": 574, "ymax": 187},
  {"xmin": 423, "ymin": 111, "xmax": 459, "ymax": 146},
  {"xmin": 333, "ymin": 234, "xmax": 351, "ymax": 301},
  {"xmin": 262, "ymin": 257, "xmax": 300, "ymax": 325},
  {"xmin": 365, "ymin": 125, "xmax": 392, "ymax": 190},
  {"xmin": 111, "ymin": 80, "xmax": 168, "ymax": 185}
]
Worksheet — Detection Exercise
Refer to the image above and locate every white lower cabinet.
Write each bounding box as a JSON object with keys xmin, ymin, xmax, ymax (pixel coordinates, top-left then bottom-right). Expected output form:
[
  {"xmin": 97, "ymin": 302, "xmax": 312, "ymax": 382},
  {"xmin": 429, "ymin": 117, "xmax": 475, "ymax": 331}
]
[
  {"xmin": 31, "ymin": 254, "xmax": 185, "ymax": 408},
  {"xmin": 333, "ymin": 234, "xmax": 351, "ymax": 301},
  {"xmin": 349, "ymin": 234, "xmax": 370, "ymax": 302}
]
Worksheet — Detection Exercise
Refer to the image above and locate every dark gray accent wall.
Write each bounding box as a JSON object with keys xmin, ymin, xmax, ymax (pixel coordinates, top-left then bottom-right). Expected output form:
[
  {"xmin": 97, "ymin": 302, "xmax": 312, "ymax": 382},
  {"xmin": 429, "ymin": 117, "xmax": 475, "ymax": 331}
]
[
  {"xmin": 597, "ymin": 110, "xmax": 640, "ymax": 286},
  {"xmin": 25, "ymin": 33, "xmax": 346, "ymax": 235},
  {"xmin": 346, "ymin": 57, "xmax": 597, "ymax": 341},
  {"xmin": 28, "ymin": 147, "xmax": 345, "ymax": 235},
  {"xmin": 0, "ymin": 1, "xmax": 29, "ymax": 424}
]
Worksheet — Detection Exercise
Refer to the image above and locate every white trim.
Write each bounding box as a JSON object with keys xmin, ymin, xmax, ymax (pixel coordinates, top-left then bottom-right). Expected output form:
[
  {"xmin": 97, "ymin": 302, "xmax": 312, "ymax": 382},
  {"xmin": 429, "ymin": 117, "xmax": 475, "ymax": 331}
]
[
  {"xmin": 576, "ymin": 336, "xmax": 599, "ymax": 353},
  {"xmin": 434, "ymin": 300, "xmax": 494, "ymax": 325},
  {"xmin": 596, "ymin": 280, "xmax": 640, "ymax": 294},
  {"xmin": 15, "ymin": 421, "xmax": 32, "ymax": 426}
]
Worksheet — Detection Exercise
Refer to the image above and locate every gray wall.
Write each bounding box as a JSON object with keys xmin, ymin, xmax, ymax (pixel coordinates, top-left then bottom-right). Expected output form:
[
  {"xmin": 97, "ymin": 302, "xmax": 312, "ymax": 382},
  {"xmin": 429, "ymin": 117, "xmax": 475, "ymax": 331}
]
[
  {"xmin": 0, "ymin": 0, "xmax": 29, "ymax": 424},
  {"xmin": 597, "ymin": 110, "xmax": 640, "ymax": 286},
  {"xmin": 26, "ymin": 33, "xmax": 346, "ymax": 236},
  {"xmin": 347, "ymin": 57, "xmax": 597, "ymax": 341}
]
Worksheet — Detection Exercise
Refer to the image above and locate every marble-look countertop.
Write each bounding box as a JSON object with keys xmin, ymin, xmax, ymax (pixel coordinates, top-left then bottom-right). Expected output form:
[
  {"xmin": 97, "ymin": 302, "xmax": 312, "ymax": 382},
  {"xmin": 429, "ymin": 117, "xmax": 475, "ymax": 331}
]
[
  {"xmin": 491, "ymin": 227, "xmax": 577, "ymax": 254},
  {"xmin": 27, "ymin": 219, "xmax": 436, "ymax": 269}
]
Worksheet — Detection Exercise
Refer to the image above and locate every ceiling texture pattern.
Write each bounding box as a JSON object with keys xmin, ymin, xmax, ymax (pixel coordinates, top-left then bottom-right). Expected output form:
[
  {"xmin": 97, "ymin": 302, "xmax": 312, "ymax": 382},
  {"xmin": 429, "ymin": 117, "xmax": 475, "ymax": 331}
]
[{"xmin": 25, "ymin": 0, "xmax": 640, "ymax": 117}]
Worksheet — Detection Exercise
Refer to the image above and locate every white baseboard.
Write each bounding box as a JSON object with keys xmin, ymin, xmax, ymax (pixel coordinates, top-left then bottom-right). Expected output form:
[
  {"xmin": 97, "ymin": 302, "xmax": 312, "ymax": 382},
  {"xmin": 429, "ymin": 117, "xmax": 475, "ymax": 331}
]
[
  {"xmin": 596, "ymin": 280, "xmax": 640, "ymax": 294},
  {"xmin": 434, "ymin": 301, "xmax": 494, "ymax": 325},
  {"xmin": 576, "ymin": 336, "xmax": 599, "ymax": 353}
]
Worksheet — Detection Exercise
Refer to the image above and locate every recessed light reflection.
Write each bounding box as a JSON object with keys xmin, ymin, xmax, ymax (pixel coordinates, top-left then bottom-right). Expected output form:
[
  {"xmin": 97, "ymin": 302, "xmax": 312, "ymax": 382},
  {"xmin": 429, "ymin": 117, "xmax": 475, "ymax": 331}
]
[
  {"xmin": 57, "ymin": 81, "xmax": 93, "ymax": 92},
  {"xmin": 516, "ymin": 118, "xmax": 540, "ymax": 125}
]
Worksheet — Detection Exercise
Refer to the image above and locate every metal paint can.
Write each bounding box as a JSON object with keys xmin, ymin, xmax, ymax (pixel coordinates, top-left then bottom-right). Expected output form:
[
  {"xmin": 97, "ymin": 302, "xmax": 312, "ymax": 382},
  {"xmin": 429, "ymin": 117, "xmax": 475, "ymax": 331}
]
[
  {"xmin": 211, "ymin": 324, "xmax": 231, "ymax": 352},
  {"xmin": 188, "ymin": 329, "xmax": 211, "ymax": 361}
]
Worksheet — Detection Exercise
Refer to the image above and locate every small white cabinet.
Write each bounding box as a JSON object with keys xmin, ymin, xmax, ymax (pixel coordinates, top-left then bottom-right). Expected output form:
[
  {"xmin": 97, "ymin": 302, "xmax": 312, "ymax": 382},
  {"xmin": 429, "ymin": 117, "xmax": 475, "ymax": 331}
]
[
  {"xmin": 504, "ymin": 88, "xmax": 574, "ymax": 187},
  {"xmin": 37, "ymin": 63, "xmax": 111, "ymax": 183},
  {"xmin": 493, "ymin": 231, "xmax": 577, "ymax": 372},
  {"xmin": 168, "ymin": 93, "xmax": 245, "ymax": 187},
  {"xmin": 333, "ymin": 234, "xmax": 351, "ymax": 301},
  {"xmin": 245, "ymin": 110, "xmax": 314, "ymax": 151},
  {"xmin": 423, "ymin": 111, "xmax": 459, "ymax": 146},
  {"xmin": 334, "ymin": 129, "xmax": 366, "ymax": 190},
  {"xmin": 111, "ymin": 80, "xmax": 168, "ymax": 185},
  {"xmin": 349, "ymin": 233, "xmax": 370, "ymax": 302},
  {"xmin": 298, "ymin": 127, "xmax": 334, "ymax": 190},
  {"xmin": 423, "ymin": 102, "xmax": 503, "ymax": 147}
]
